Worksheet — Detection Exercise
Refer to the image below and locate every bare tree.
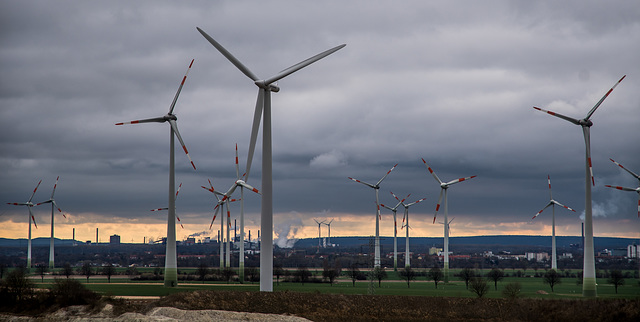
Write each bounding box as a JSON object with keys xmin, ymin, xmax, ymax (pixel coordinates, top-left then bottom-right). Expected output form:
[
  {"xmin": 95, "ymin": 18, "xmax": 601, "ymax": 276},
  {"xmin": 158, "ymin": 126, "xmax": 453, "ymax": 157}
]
[
  {"xmin": 487, "ymin": 268, "xmax": 504, "ymax": 290},
  {"xmin": 399, "ymin": 266, "xmax": 417, "ymax": 288},
  {"xmin": 607, "ymin": 270, "xmax": 625, "ymax": 294},
  {"xmin": 196, "ymin": 262, "xmax": 209, "ymax": 284},
  {"xmin": 457, "ymin": 267, "xmax": 475, "ymax": 289},
  {"xmin": 36, "ymin": 264, "xmax": 48, "ymax": 282},
  {"xmin": 80, "ymin": 262, "xmax": 93, "ymax": 282},
  {"xmin": 62, "ymin": 263, "xmax": 73, "ymax": 279},
  {"xmin": 502, "ymin": 282, "xmax": 521, "ymax": 299},
  {"xmin": 373, "ymin": 267, "xmax": 387, "ymax": 287},
  {"xmin": 346, "ymin": 263, "xmax": 360, "ymax": 287},
  {"xmin": 274, "ymin": 265, "xmax": 285, "ymax": 285},
  {"xmin": 429, "ymin": 267, "xmax": 443, "ymax": 289},
  {"xmin": 543, "ymin": 269, "xmax": 561, "ymax": 292},
  {"xmin": 102, "ymin": 263, "xmax": 116, "ymax": 283},
  {"xmin": 469, "ymin": 277, "xmax": 489, "ymax": 298}
]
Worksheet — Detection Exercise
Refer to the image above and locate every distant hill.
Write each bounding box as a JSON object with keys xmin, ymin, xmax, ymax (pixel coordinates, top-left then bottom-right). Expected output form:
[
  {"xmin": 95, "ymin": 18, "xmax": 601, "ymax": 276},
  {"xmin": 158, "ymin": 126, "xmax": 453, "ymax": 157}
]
[
  {"xmin": 292, "ymin": 235, "xmax": 638, "ymax": 250},
  {"xmin": 0, "ymin": 237, "xmax": 76, "ymax": 247}
]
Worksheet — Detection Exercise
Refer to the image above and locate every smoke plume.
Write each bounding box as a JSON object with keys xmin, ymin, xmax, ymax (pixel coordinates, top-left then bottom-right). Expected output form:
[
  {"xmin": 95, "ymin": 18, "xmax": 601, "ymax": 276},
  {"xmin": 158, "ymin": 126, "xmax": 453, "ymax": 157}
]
[{"xmin": 274, "ymin": 211, "xmax": 303, "ymax": 248}]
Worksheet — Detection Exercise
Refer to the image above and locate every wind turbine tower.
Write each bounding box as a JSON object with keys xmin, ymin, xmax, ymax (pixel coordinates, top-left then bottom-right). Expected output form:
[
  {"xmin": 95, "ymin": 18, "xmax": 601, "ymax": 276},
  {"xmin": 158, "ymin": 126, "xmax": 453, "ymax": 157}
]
[
  {"xmin": 422, "ymin": 159, "xmax": 476, "ymax": 283},
  {"xmin": 349, "ymin": 164, "xmax": 398, "ymax": 268},
  {"xmin": 36, "ymin": 176, "xmax": 66, "ymax": 269},
  {"xmin": 323, "ymin": 219, "xmax": 334, "ymax": 246},
  {"xmin": 381, "ymin": 198, "xmax": 403, "ymax": 272},
  {"xmin": 7, "ymin": 180, "xmax": 41, "ymax": 271},
  {"xmin": 531, "ymin": 175, "xmax": 576, "ymax": 270},
  {"xmin": 197, "ymin": 27, "xmax": 344, "ymax": 292},
  {"xmin": 116, "ymin": 60, "xmax": 197, "ymax": 287},
  {"xmin": 314, "ymin": 219, "xmax": 325, "ymax": 251},
  {"xmin": 533, "ymin": 75, "xmax": 625, "ymax": 297},
  {"xmin": 392, "ymin": 192, "xmax": 426, "ymax": 268}
]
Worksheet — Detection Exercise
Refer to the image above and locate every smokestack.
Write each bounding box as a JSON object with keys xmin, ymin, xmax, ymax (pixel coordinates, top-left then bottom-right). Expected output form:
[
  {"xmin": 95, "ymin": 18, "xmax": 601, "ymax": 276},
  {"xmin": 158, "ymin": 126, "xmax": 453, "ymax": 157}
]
[
  {"xmin": 73, "ymin": 228, "xmax": 75, "ymax": 241},
  {"xmin": 249, "ymin": 230, "xmax": 251, "ymax": 243},
  {"xmin": 258, "ymin": 229, "xmax": 261, "ymax": 248},
  {"xmin": 218, "ymin": 230, "xmax": 220, "ymax": 243},
  {"xmin": 96, "ymin": 228, "xmax": 99, "ymax": 244},
  {"xmin": 234, "ymin": 219, "xmax": 237, "ymax": 242},
  {"xmin": 144, "ymin": 237, "xmax": 146, "ymax": 244}
]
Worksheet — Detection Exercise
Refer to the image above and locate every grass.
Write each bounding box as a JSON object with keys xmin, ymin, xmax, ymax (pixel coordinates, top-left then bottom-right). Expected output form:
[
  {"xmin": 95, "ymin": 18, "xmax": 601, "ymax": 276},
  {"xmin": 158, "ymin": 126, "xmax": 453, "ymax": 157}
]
[{"xmin": 32, "ymin": 273, "xmax": 640, "ymax": 299}]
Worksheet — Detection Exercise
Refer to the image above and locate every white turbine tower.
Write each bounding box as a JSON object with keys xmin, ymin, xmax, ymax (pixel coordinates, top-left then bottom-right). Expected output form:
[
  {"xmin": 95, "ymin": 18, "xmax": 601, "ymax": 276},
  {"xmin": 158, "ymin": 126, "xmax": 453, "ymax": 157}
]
[
  {"xmin": 381, "ymin": 197, "xmax": 404, "ymax": 272},
  {"xmin": 314, "ymin": 219, "xmax": 325, "ymax": 251},
  {"xmin": 7, "ymin": 180, "xmax": 41, "ymax": 271},
  {"xmin": 150, "ymin": 182, "xmax": 186, "ymax": 229},
  {"xmin": 349, "ymin": 163, "xmax": 398, "ymax": 268},
  {"xmin": 605, "ymin": 158, "xmax": 640, "ymax": 217},
  {"xmin": 323, "ymin": 219, "xmax": 334, "ymax": 246},
  {"xmin": 197, "ymin": 27, "xmax": 344, "ymax": 292},
  {"xmin": 531, "ymin": 175, "xmax": 576, "ymax": 270},
  {"xmin": 392, "ymin": 192, "xmax": 426, "ymax": 268},
  {"xmin": 533, "ymin": 75, "xmax": 625, "ymax": 297},
  {"xmin": 116, "ymin": 59, "xmax": 197, "ymax": 287},
  {"xmin": 35, "ymin": 176, "xmax": 66, "ymax": 269},
  {"xmin": 422, "ymin": 158, "xmax": 476, "ymax": 283}
]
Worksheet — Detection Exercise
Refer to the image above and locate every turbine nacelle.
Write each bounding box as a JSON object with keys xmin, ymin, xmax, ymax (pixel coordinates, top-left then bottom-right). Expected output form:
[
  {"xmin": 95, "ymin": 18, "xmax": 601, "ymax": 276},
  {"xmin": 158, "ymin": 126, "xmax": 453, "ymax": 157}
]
[
  {"xmin": 164, "ymin": 114, "xmax": 178, "ymax": 122},
  {"xmin": 578, "ymin": 119, "xmax": 593, "ymax": 127},
  {"xmin": 254, "ymin": 80, "xmax": 280, "ymax": 92}
]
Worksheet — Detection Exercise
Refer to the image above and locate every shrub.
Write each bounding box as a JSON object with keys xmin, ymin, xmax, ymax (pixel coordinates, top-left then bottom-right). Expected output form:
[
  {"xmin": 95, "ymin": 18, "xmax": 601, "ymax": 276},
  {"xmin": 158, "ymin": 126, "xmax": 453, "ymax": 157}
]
[
  {"xmin": 469, "ymin": 277, "xmax": 489, "ymax": 298},
  {"xmin": 48, "ymin": 278, "xmax": 100, "ymax": 307},
  {"xmin": 502, "ymin": 282, "xmax": 521, "ymax": 299}
]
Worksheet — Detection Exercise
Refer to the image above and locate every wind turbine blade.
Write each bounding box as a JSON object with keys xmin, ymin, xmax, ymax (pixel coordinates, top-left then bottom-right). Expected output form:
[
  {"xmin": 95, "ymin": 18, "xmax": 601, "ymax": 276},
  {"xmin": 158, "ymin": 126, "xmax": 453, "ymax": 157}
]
[
  {"xmin": 604, "ymin": 185, "xmax": 637, "ymax": 192},
  {"xmin": 610, "ymin": 158, "xmax": 640, "ymax": 181},
  {"xmin": 196, "ymin": 27, "xmax": 259, "ymax": 82},
  {"xmin": 376, "ymin": 163, "xmax": 398, "ymax": 187},
  {"xmin": 115, "ymin": 116, "xmax": 166, "ymax": 125},
  {"xmin": 445, "ymin": 175, "xmax": 477, "ymax": 186},
  {"xmin": 52, "ymin": 200, "xmax": 64, "ymax": 217},
  {"xmin": 175, "ymin": 183, "xmax": 182, "ymax": 200},
  {"xmin": 28, "ymin": 207, "xmax": 37, "ymax": 229},
  {"xmin": 245, "ymin": 90, "xmax": 264, "ymax": 182},
  {"xmin": 235, "ymin": 143, "xmax": 240, "ymax": 180},
  {"xmin": 169, "ymin": 120, "xmax": 196, "ymax": 170},
  {"xmin": 547, "ymin": 175, "xmax": 553, "ymax": 200},
  {"xmin": 263, "ymin": 44, "xmax": 346, "ymax": 85},
  {"xmin": 584, "ymin": 75, "xmax": 626, "ymax": 121},
  {"xmin": 421, "ymin": 159, "xmax": 443, "ymax": 184},
  {"xmin": 553, "ymin": 200, "xmax": 576, "ymax": 212},
  {"xmin": 150, "ymin": 208, "xmax": 168, "ymax": 212},
  {"xmin": 238, "ymin": 181, "xmax": 260, "ymax": 194},
  {"xmin": 433, "ymin": 189, "xmax": 443, "ymax": 224},
  {"xmin": 582, "ymin": 127, "xmax": 595, "ymax": 186},
  {"xmin": 50, "ymin": 176, "xmax": 59, "ymax": 199},
  {"xmin": 176, "ymin": 215, "xmax": 184, "ymax": 229},
  {"xmin": 407, "ymin": 197, "xmax": 426, "ymax": 207},
  {"xmin": 168, "ymin": 59, "xmax": 194, "ymax": 114},
  {"xmin": 532, "ymin": 203, "xmax": 553, "ymax": 220},
  {"xmin": 532, "ymin": 107, "xmax": 581, "ymax": 125},
  {"xmin": 209, "ymin": 206, "xmax": 221, "ymax": 229},
  {"xmin": 348, "ymin": 177, "xmax": 376, "ymax": 189},
  {"xmin": 29, "ymin": 180, "xmax": 42, "ymax": 203}
]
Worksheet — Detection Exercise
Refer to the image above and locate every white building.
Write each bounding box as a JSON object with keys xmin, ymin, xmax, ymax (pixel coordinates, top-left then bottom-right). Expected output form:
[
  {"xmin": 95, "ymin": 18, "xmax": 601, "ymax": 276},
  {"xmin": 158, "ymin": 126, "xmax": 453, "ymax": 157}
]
[{"xmin": 628, "ymin": 244, "xmax": 639, "ymax": 258}]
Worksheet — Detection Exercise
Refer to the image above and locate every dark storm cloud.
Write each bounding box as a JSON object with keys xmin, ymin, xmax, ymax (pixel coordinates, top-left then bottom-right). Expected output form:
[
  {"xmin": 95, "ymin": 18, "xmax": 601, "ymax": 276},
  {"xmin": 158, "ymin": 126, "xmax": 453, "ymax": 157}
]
[{"xmin": 1, "ymin": 0, "xmax": 638, "ymax": 240}]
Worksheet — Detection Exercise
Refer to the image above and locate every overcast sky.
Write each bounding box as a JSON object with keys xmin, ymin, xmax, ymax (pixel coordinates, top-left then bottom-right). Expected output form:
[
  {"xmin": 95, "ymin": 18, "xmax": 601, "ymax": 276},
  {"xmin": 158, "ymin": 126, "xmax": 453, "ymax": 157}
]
[{"xmin": 1, "ymin": 1, "xmax": 639, "ymax": 245}]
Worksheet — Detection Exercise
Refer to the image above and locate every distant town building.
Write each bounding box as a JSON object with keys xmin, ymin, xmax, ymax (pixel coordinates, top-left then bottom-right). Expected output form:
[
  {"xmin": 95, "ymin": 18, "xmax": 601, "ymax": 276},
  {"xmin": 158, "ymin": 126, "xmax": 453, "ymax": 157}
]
[
  {"xmin": 185, "ymin": 237, "xmax": 196, "ymax": 245},
  {"xmin": 110, "ymin": 234, "xmax": 121, "ymax": 245},
  {"xmin": 525, "ymin": 252, "xmax": 549, "ymax": 261},
  {"xmin": 628, "ymin": 244, "xmax": 639, "ymax": 258},
  {"xmin": 429, "ymin": 247, "xmax": 442, "ymax": 255}
]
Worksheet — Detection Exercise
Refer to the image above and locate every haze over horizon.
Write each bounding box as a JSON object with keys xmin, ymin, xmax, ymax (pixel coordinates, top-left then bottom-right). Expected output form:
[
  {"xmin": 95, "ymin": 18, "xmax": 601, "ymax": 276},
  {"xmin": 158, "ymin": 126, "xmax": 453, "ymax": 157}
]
[{"xmin": 1, "ymin": 1, "xmax": 639, "ymax": 245}]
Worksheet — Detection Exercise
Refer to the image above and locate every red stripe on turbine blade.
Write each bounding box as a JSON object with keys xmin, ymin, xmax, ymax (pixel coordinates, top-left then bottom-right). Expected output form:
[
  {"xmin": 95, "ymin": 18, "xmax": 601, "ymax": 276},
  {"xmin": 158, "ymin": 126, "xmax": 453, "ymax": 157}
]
[
  {"xmin": 131, "ymin": 120, "xmax": 140, "ymax": 124},
  {"xmin": 181, "ymin": 76, "xmax": 187, "ymax": 85},
  {"xmin": 191, "ymin": 161, "xmax": 196, "ymax": 170},
  {"xmin": 435, "ymin": 204, "xmax": 440, "ymax": 211},
  {"xmin": 115, "ymin": 123, "xmax": 124, "ymax": 125},
  {"xmin": 189, "ymin": 59, "xmax": 194, "ymax": 68}
]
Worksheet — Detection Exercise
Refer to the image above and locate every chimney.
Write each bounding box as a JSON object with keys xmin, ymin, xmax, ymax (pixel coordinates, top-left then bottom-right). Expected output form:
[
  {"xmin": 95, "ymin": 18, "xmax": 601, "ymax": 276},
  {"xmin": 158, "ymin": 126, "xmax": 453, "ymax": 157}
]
[
  {"xmin": 72, "ymin": 228, "xmax": 75, "ymax": 242},
  {"xmin": 144, "ymin": 236, "xmax": 146, "ymax": 244},
  {"xmin": 218, "ymin": 230, "xmax": 220, "ymax": 243},
  {"xmin": 234, "ymin": 219, "xmax": 237, "ymax": 242},
  {"xmin": 96, "ymin": 228, "xmax": 99, "ymax": 244}
]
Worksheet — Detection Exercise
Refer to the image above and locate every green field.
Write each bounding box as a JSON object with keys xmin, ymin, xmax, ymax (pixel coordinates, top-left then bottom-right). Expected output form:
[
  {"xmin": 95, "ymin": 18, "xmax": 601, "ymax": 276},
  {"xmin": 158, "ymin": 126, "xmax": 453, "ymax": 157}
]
[{"xmin": 30, "ymin": 268, "xmax": 640, "ymax": 299}]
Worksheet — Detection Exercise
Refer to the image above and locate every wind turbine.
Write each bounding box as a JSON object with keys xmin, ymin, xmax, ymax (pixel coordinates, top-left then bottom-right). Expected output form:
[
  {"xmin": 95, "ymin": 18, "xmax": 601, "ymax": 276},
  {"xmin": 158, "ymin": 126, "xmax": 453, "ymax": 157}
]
[
  {"xmin": 533, "ymin": 75, "xmax": 625, "ymax": 297},
  {"xmin": 115, "ymin": 59, "xmax": 197, "ymax": 287},
  {"xmin": 150, "ymin": 183, "xmax": 186, "ymax": 229},
  {"xmin": 605, "ymin": 158, "xmax": 640, "ymax": 217},
  {"xmin": 35, "ymin": 176, "xmax": 66, "ymax": 269},
  {"xmin": 314, "ymin": 219, "xmax": 325, "ymax": 251},
  {"xmin": 381, "ymin": 197, "xmax": 404, "ymax": 272},
  {"xmin": 323, "ymin": 219, "xmax": 334, "ymax": 246},
  {"xmin": 422, "ymin": 158, "xmax": 476, "ymax": 283},
  {"xmin": 202, "ymin": 180, "xmax": 227, "ymax": 268},
  {"xmin": 349, "ymin": 163, "xmax": 398, "ymax": 268},
  {"xmin": 7, "ymin": 180, "xmax": 41, "ymax": 271},
  {"xmin": 203, "ymin": 168, "xmax": 260, "ymax": 270},
  {"xmin": 531, "ymin": 175, "xmax": 576, "ymax": 270},
  {"xmin": 197, "ymin": 27, "xmax": 345, "ymax": 292},
  {"xmin": 392, "ymin": 192, "xmax": 426, "ymax": 268}
]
